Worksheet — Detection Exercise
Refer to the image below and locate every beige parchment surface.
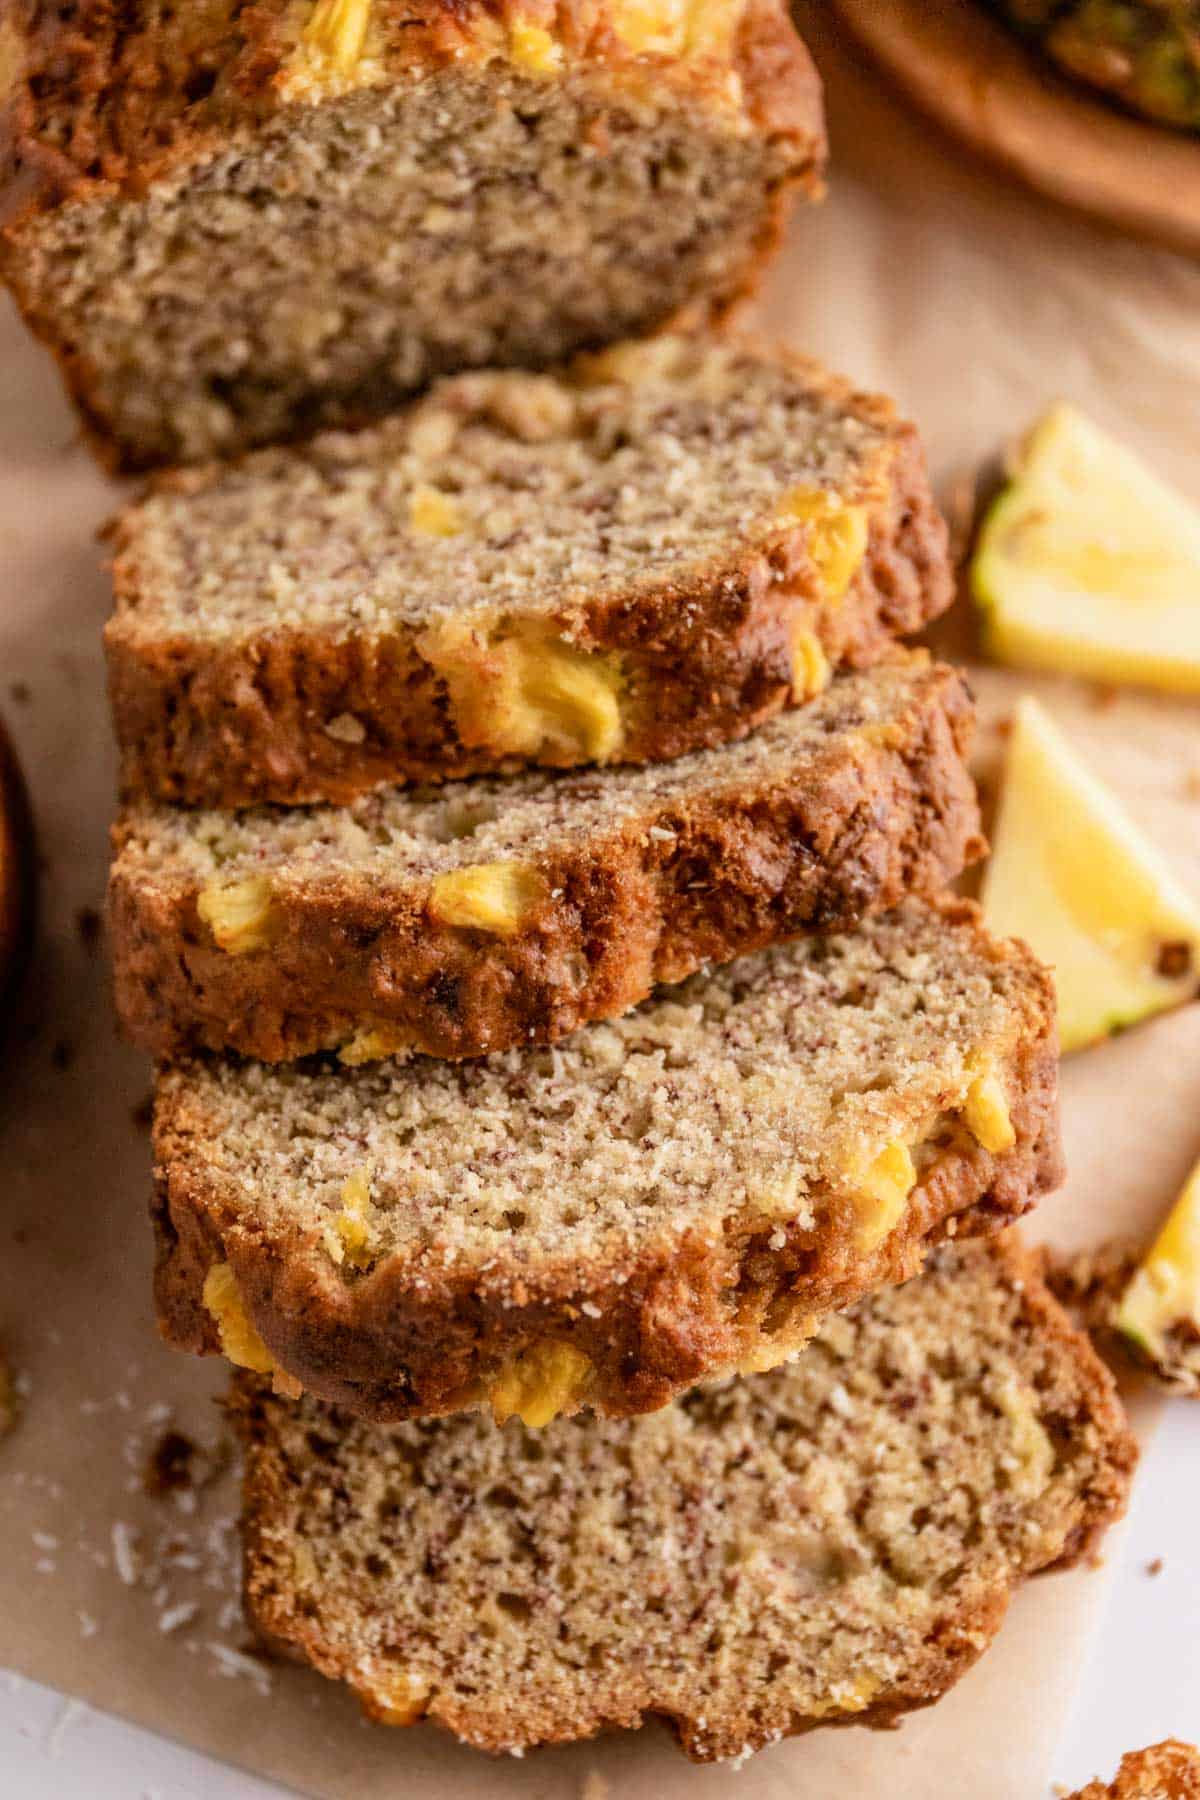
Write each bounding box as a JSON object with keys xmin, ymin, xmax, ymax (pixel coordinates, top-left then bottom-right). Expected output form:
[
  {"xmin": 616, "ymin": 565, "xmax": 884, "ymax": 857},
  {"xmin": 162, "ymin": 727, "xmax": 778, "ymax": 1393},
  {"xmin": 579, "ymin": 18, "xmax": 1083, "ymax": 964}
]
[{"xmin": 0, "ymin": 10, "xmax": 1198, "ymax": 1795}]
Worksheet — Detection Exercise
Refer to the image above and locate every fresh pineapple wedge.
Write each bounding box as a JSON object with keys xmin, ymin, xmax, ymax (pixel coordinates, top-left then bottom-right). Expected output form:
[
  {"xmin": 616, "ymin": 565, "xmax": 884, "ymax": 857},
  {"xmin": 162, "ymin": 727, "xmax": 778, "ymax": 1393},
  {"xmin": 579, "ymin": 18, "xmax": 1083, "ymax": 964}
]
[
  {"xmin": 982, "ymin": 697, "xmax": 1200, "ymax": 1052},
  {"xmin": 1116, "ymin": 1158, "xmax": 1200, "ymax": 1393},
  {"xmin": 973, "ymin": 405, "xmax": 1200, "ymax": 694}
]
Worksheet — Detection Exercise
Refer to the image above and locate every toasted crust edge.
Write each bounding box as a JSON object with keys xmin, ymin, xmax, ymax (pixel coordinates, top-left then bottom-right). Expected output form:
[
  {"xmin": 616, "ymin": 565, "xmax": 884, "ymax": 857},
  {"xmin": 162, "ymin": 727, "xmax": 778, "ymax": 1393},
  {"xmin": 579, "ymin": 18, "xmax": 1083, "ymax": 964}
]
[
  {"xmin": 1065, "ymin": 1741, "xmax": 1200, "ymax": 1800},
  {"xmin": 151, "ymin": 910, "xmax": 1064, "ymax": 1423},
  {"xmin": 230, "ymin": 1233, "xmax": 1136, "ymax": 1761},
  {"xmin": 110, "ymin": 658, "xmax": 984, "ymax": 1063},
  {"xmin": 104, "ymin": 390, "xmax": 951, "ymax": 806}
]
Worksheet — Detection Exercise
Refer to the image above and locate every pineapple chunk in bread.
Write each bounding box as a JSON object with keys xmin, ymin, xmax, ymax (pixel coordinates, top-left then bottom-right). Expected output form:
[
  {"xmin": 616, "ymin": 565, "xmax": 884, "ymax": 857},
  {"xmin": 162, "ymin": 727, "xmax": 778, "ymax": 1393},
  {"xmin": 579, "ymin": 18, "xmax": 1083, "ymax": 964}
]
[
  {"xmin": 103, "ymin": 337, "xmax": 953, "ymax": 805},
  {"xmin": 233, "ymin": 1235, "xmax": 1135, "ymax": 1760},
  {"xmin": 0, "ymin": 0, "xmax": 824, "ymax": 469},
  {"xmin": 111, "ymin": 656, "xmax": 983, "ymax": 1064},
  {"xmin": 153, "ymin": 900, "xmax": 1062, "ymax": 1423}
]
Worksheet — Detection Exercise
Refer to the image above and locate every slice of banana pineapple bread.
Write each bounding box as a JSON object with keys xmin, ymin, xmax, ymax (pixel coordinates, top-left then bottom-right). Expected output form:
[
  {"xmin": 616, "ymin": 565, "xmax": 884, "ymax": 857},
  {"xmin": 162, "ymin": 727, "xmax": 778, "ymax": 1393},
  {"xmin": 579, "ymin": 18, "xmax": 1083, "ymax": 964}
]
[
  {"xmin": 0, "ymin": 0, "xmax": 824, "ymax": 470},
  {"xmin": 233, "ymin": 1234, "xmax": 1135, "ymax": 1760},
  {"xmin": 104, "ymin": 336, "xmax": 953, "ymax": 806},
  {"xmin": 111, "ymin": 656, "xmax": 983, "ymax": 1064},
  {"xmin": 153, "ymin": 899, "xmax": 1062, "ymax": 1423},
  {"xmin": 1066, "ymin": 1741, "xmax": 1200, "ymax": 1800}
]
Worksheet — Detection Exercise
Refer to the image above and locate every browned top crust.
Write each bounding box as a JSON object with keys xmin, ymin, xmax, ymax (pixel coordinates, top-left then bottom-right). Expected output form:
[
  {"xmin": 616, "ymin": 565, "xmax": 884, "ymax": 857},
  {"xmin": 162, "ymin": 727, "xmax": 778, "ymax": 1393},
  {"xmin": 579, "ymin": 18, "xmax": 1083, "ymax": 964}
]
[
  {"xmin": 151, "ymin": 899, "xmax": 1063, "ymax": 1424},
  {"xmin": 232, "ymin": 1234, "xmax": 1136, "ymax": 1761},
  {"xmin": 109, "ymin": 656, "xmax": 984, "ymax": 1065},
  {"xmin": 0, "ymin": 0, "xmax": 824, "ymax": 229},
  {"xmin": 1067, "ymin": 1742, "xmax": 1200, "ymax": 1800},
  {"xmin": 104, "ymin": 338, "xmax": 953, "ymax": 805}
]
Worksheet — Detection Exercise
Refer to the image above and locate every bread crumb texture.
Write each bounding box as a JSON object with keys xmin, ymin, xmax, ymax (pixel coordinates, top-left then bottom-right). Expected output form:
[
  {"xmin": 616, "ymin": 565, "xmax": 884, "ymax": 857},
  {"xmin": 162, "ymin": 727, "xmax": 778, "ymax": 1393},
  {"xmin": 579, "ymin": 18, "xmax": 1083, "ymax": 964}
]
[
  {"xmin": 154, "ymin": 900, "xmax": 1060, "ymax": 1419},
  {"xmin": 111, "ymin": 340, "xmax": 892, "ymax": 643},
  {"xmin": 234, "ymin": 1238, "xmax": 1134, "ymax": 1761},
  {"xmin": 104, "ymin": 337, "xmax": 953, "ymax": 805},
  {"xmin": 1, "ymin": 4, "xmax": 823, "ymax": 465},
  {"xmin": 111, "ymin": 657, "xmax": 981, "ymax": 1066}
]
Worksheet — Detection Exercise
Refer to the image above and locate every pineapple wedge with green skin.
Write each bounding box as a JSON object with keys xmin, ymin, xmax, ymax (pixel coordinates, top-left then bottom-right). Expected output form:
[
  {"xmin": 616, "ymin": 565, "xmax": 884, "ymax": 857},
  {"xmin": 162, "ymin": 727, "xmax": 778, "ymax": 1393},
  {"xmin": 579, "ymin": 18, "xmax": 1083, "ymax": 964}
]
[
  {"xmin": 994, "ymin": 1, "xmax": 1200, "ymax": 132},
  {"xmin": 981, "ymin": 696, "xmax": 1200, "ymax": 1051},
  {"xmin": 1117, "ymin": 1157, "xmax": 1200, "ymax": 1391},
  {"xmin": 973, "ymin": 405, "xmax": 1200, "ymax": 695}
]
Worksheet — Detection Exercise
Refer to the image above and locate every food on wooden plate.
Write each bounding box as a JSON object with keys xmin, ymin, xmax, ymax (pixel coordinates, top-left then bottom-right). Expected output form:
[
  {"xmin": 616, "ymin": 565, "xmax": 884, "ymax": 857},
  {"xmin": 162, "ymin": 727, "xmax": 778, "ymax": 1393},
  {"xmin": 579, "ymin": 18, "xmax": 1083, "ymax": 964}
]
[
  {"xmin": 1064, "ymin": 1739, "xmax": 1200, "ymax": 1799},
  {"xmin": 0, "ymin": 715, "xmax": 35, "ymax": 1008},
  {"xmin": 990, "ymin": 2, "xmax": 1200, "ymax": 131},
  {"xmin": 233, "ymin": 1235, "xmax": 1134, "ymax": 1759},
  {"xmin": 111, "ymin": 656, "xmax": 983, "ymax": 1064},
  {"xmin": 972, "ymin": 404, "xmax": 1200, "ymax": 695},
  {"xmin": 104, "ymin": 337, "xmax": 953, "ymax": 806},
  {"xmin": 0, "ymin": 0, "xmax": 825, "ymax": 469},
  {"xmin": 982, "ymin": 696, "xmax": 1200, "ymax": 1053},
  {"xmin": 1115, "ymin": 1155, "xmax": 1200, "ymax": 1393},
  {"xmin": 153, "ymin": 900, "xmax": 1061, "ymax": 1423}
]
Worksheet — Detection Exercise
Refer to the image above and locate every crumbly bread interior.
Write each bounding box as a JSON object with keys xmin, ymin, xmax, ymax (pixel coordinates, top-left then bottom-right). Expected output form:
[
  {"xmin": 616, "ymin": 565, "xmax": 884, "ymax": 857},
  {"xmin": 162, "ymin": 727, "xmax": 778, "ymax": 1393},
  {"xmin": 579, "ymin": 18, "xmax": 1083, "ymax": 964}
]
[
  {"xmin": 237, "ymin": 1238, "xmax": 1133, "ymax": 1759},
  {"xmin": 110, "ymin": 338, "xmax": 893, "ymax": 640},
  {"xmin": 115, "ymin": 660, "xmax": 940, "ymax": 890},
  {"xmin": 21, "ymin": 72, "xmax": 804, "ymax": 467},
  {"xmin": 161, "ymin": 902, "xmax": 1050, "ymax": 1278}
]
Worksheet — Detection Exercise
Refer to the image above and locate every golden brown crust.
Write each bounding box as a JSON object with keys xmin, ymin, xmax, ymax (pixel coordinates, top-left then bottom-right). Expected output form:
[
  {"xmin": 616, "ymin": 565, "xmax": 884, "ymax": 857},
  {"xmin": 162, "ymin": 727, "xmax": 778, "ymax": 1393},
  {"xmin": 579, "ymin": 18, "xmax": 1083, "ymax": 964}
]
[
  {"xmin": 106, "ymin": 410, "xmax": 951, "ymax": 806},
  {"xmin": 1067, "ymin": 1742, "xmax": 1200, "ymax": 1800},
  {"xmin": 0, "ymin": 0, "xmax": 825, "ymax": 470},
  {"xmin": 0, "ymin": 0, "xmax": 822, "ymax": 219},
  {"xmin": 231, "ymin": 1234, "xmax": 1136, "ymax": 1760},
  {"xmin": 110, "ymin": 659, "xmax": 984, "ymax": 1063},
  {"xmin": 151, "ymin": 939, "xmax": 1064, "ymax": 1424}
]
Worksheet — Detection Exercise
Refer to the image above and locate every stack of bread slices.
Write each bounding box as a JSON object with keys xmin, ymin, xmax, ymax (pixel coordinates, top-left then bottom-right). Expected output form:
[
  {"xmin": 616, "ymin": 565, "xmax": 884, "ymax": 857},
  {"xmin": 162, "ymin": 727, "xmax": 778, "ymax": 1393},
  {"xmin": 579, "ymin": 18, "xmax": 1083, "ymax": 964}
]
[{"xmin": 2, "ymin": 0, "xmax": 1134, "ymax": 1768}]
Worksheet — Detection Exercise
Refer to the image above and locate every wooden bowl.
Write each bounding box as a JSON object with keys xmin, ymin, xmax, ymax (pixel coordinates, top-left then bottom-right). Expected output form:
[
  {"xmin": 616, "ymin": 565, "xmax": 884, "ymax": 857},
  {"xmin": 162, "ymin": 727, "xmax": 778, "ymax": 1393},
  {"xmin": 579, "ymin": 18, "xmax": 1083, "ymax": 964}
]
[{"xmin": 829, "ymin": 0, "xmax": 1200, "ymax": 257}]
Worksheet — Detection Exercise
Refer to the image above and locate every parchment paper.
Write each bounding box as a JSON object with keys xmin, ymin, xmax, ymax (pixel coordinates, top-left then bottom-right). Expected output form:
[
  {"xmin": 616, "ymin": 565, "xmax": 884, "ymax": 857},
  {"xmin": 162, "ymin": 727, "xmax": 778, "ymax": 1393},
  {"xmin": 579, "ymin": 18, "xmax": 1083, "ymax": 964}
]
[{"xmin": 1, "ymin": 10, "xmax": 1198, "ymax": 1793}]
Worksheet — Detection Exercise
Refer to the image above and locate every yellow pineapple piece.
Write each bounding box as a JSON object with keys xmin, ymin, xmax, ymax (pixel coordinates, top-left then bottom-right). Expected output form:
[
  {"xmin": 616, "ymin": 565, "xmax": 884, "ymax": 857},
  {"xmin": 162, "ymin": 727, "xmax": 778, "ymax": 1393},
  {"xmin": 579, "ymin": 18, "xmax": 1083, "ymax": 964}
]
[
  {"xmin": 609, "ymin": 0, "xmax": 688, "ymax": 53},
  {"xmin": 571, "ymin": 337, "xmax": 688, "ymax": 387},
  {"xmin": 961, "ymin": 1057, "xmax": 1016, "ymax": 1155},
  {"xmin": 777, "ymin": 487, "xmax": 870, "ymax": 603},
  {"xmin": 407, "ymin": 484, "xmax": 463, "ymax": 538},
  {"xmin": 303, "ymin": 0, "xmax": 373, "ymax": 72},
  {"xmin": 428, "ymin": 861, "xmax": 547, "ymax": 935},
  {"xmin": 197, "ymin": 874, "xmax": 278, "ymax": 954},
  {"xmin": 358, "ymin": 1664, "xmax": 432, "ymax": 1727},
  {"xmin": 423, "ymin": 620, "xmax": 624, "ymax": 763},
  {"xmin": 982, "ymin": 697, "xmax": 1200, "ymax": 1053},
  {"xmin": 735, "ymin": 1313, "xmax": 818, "ymax": 1377},
  {"xmin": 490, "ymin": 1341, "xmax": 594, "ymax": 1428},
  {"xmin": 789, "ymin": 623, "xmax": 831, "ymax": 703},
  {"xmin": 204, "ymin": 1264, "xmax": 276, "ymax": 1376},
  {"xmin": 973, "ymin": 405, "xmax": 1200, "ymax": 695},
  {"xmin": 333, "ymin": 1165, "xmax": 376, "ymax": 1269},
  {"xmin": 338, "ymin": 1022, "xmax": 413, "ymax": 1065},
  {"xmin": 853, "ymin": 1140, "xmax": 917, "ymax": 1253},
  {"xmin": 1116, "ymin": 1157, "xmax": 1200, "ymax": 1374},
  {"xmin": 507, "ymin": 18, "xmax": 564, "ymax": 74}
]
